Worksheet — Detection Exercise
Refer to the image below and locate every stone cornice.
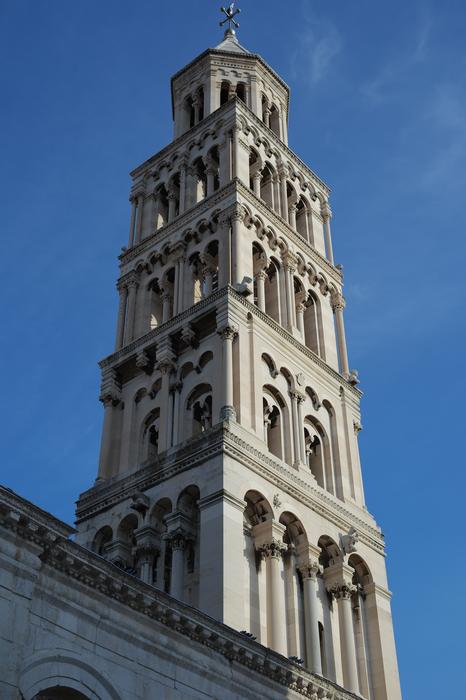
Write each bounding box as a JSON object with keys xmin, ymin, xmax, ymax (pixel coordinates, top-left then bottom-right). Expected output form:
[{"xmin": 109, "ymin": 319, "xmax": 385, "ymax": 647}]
[
  {"xmin": 1, "ymin": 487, "xmax": 362, "ymax": 700},
  {"xmin": 170, "ymin": 49, "xmax": 291, "ymax": 112},
  {"xmin": 0, "ymin": 485, "xmax": 75, "ymax": 541},
  {"xmin": 120, "ymin": 178, "xmax": 341, "ymax": 287},
  {"xmin": 98, "ymin": 287, "xmax": 361, "ymax": 402},
  {"xmin": 75, "ymin": 424, "xmax": 383, "ymax": 556}
]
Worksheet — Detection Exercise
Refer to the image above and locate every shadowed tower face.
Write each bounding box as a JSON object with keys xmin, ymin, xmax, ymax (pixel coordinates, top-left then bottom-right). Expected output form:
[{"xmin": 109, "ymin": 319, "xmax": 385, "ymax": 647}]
[{"xmin": 75, "ymin": 15, "xmax": 402, "ymax": 700}]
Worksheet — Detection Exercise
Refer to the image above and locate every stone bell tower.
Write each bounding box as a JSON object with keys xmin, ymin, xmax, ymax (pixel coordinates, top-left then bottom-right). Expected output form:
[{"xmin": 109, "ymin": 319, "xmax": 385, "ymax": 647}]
[{"xmin": 75, "ymin": 14, "xmax": 402, "ymax": 700}]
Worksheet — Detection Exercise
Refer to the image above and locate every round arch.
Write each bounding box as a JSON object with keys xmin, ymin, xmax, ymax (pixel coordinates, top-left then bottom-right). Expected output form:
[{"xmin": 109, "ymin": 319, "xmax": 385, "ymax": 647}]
[{"xmin": 20, "ymin": 650, "xmax": 121, "ymax": 700}]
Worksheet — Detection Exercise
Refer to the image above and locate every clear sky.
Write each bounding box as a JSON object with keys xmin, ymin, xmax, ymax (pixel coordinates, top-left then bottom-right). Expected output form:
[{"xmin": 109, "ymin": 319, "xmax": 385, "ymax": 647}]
[{"xmin": 1, "ymin": 1, "xmax": 465, "ymax": 697}]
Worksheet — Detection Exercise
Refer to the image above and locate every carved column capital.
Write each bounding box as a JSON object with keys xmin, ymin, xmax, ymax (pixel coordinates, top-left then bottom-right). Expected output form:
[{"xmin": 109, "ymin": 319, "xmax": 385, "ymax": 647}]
[
  {"xmin": 328, "ymin": 583, "xmax": 358, "ymax": 600},
  {"xmin": 320, "ymin": 201, "xmax": 332, "ymax": 221},
  {"xmin": 258, "ymin": 539, "xmax": 287, "ymax": 560},
  {"xmin": 136, "ymin": 350, "xmax": 152, "ymax": 374},
  {"xmin": 298, "ymin": 562, "xmax": 321, "ymax": 581},
  {"xmin": 218, "ymin": 324, "xmax": 238, "ymax": 342},
  {"xmin": 289, "ymin": 389, "xmax": 306, "ymax": 403},
  {"xmin": 281, "ymin": 251, "xmax": 298, "ymax": 273},
  {"xmin": 331, "ymin": 292, "xmax": 346, "ymax": 312}
]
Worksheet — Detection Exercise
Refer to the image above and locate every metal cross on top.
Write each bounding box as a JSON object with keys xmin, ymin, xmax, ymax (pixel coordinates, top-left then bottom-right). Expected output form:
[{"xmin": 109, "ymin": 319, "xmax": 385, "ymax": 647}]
[{"xmin": 220, "ymin": 3, "xmax": 241, "ymax": 30}]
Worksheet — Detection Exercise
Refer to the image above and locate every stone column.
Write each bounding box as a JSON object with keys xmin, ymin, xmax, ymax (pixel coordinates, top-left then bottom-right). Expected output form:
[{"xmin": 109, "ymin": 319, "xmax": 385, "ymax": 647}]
[
  {"xmin": 282, "ymin": 254, "xmax": 297, "ymax": 331},
  {"xmin": 161, "ymin": 291, "xmax": 171, "ymax": 323},
  {"xmin": 260, "ymin": 540, "xmax": 287, "ymax": 655},
  {"xmin": 172, "ymin": 381, "xmax": 182, "ymax": 446},
  {"xmin": 128, "ymin": 197, "xmax": 137, "ymax": 247},
  {"xmin": 263, "ymin": 105, "xmax": 271, "ymax": 129},
  {"xmin": 252, "ymin": 170, "xmax": 262, "ymax": 197},
  {"xmin": 273, "ymin": 175, "xmax": 280, "ymax": 214},
  {"xmin": 168, "ymin": 190, "xmax": 177, "ymax": 223},
  {"xmin": 330, "ymin": 584, "xmax": 359, "ymax": 694},
  {"xmin": 97, "ymin": 369, "xmax": 120, "ymax": 480},
  {"xmin": 231, "ymin": 207, "xmax": 244, "ymax": 287},
  {"xmin": 299, "ymin": 563, "xmax": 322, "ymax": 674},
  {"xmin": 331, "ymin": 292, "xmax": 350, "ymax": 378},
  {"xmin": 192, "ymin": 94, "xmax": 201, "ymax": 124},
  {"xmin": 232, "ymin": 125, "xmax": 241, "ymax": 179},
  {"xmin": 296, "ymin": 391, "xmax": 306, "ymax": 463},
  {"xmin": 289, "ymin": 390, "xmax": 304, "ymax": 467},
  {"xmin": 97, "ymin": 396, "xmax": 118, "ymax": 480},
  {"xmin": 156, "ymin": 349, "xmax": 175, "ymax": 452},
  {"xmin": 296, "ymin": 302, "xmax": 305, "ymax": 337},
  {"xmin": 321, "ymin": 202, "xmax": 335, "ymax": 265},
  {"xmin": 136, "ymin": 545, "xmax": 158, "ymax": 584},
  {"xmin": 124, "ymin": 276, "xmax": 138, "ymax": 344},
  {"xmin": 218, "ymin": 324, "xmax": 237, "ymax": 421},
  {"xmin": 279, "ymin": 168, "xmax": 288, "ymax": 222},
  {"xmin": 135, "ymin": 193, "xmax": 144, "ymax": 244},
  {"xmin": 179, "ymin": 159, "xmax": 187, "ymax": 213},
  {"xmin": 217, "ymin": 213, "xmax": 231, "ymax": 287},
  {"xmin": 115, "ymin": 283, "xmax": 128, "ymax": 350},
  {"xmin": 169, "ymin": 534, "xmax": 186, "ymax": 601},
  {"xmin": 289, "ymin": 203, "xmax": 297, "ymax": 230},
  {"xmin": 256, "ymin": 269, "xmax": 267, "ymax": 312}
]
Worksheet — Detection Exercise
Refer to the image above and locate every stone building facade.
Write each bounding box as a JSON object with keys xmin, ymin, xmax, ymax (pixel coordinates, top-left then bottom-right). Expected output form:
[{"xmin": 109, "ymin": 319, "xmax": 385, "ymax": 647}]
[{"xmin": 0, "ymin": 26, "xmax": 402, "ymax": 700}]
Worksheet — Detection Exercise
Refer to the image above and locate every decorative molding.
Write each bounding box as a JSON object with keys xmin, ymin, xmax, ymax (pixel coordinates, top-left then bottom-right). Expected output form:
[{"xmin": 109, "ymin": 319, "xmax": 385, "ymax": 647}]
[
  {"xmin": 99, "ymin": 287, "xmax": 361, "ymax": 401},
  {"xmin": 75, "ymin": 423, "xmax": 384, "ymax": 557}
]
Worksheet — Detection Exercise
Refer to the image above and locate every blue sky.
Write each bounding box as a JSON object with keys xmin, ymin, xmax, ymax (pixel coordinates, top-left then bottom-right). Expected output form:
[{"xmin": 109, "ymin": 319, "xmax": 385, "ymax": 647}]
[{"xmin": 1, "ymin": 1, "xmax": 465, "ymax": 697}]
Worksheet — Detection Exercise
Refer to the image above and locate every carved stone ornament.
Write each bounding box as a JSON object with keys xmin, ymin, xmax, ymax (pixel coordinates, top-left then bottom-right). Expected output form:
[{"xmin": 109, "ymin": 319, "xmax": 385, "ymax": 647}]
[
  {"xmin": 296, "ymin": 372, "xmax": 306, "ymax": 387},
  {"xmin": 130, "ymin": 491, "xmax": 150, "ymax": 515},
  {"xmin": 329, "ymin": 583, "xmax": 357, "ymax": 600},
  {"xmin": 340, "ymin": 526, "xmax": 359, "ymax": 555},
  {"xmin": 273, "ymin": 493, "xmax": 282, "ymax": 508},
  {"xmin": 218, "ymin": 324, "xmax": 238, "ymax": 341},
  {"xmin": 258, "ymin": 539, "xmax": 287, "ymax": 560}
]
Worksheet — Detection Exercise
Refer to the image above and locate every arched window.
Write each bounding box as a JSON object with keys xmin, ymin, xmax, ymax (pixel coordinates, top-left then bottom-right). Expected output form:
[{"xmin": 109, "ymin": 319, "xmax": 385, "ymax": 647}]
[
  {"xmin": 349, "ymin": 554, "xmax": 374, "ymax": 699},
  {"xmin": 154, "ymin": 184, "xmax": 169, "ymax": 230},
  {"xmin": 195, "ymin": 86, "xmax": 205, "ymax": 122},
  {"xmin": 220, "ymin": 80, "xmax": 231, "ymax": 106},
  {"xmin": 174, "ymin": 485, "xmax": 200, "ymax": 606},
  {"xmin": 186, "ymin": 384, "xmax": 213, "ymax": 438},
  {"xmin": 201, "ymin": 240, "xmax": 219, "ymax": 297},
  {"xmin": 167, "ymin": 173, "xmax": 180, "ymax": 222},
  {"xmin": 161, "ymin": 267, "xmax": 175, "ymax": 321},
  {"xmin": 243, "ymin": 490, "xmax": 274, "ymax": 642},
  {"xmin": 296, "ymin": 196, "xmax": 312, "ymax": 242},
  {"xmin": 205, "ymin": 146, "xmax": 220, "ymax": 195},
  {"xmin": 280, "ymin": 512, "xmax": 308, "ymax": 660},
  {"xmin": 148, "ymin": 279, "xmax": 163, "ymax": 330},
  {"xmin": 92, "ymin": 525, "xmax": 112, "ymax": 557},
  {"xmin": 150, "ymin": 498, "xmax": 172, "ymax": 590},
  {"xmin": 260, "ymin": 163, "xmax": 276, "ymax": 209},
  {"xmin": 304, "ymin": 290, "xmax": 325, "ymax": 359},
  {"xmin": 114, "ymin": 513, "xmax": 138, "ymax": 571},
  {"xmin": 323, "ymin": 400, "xmax": 343, "ymax": 500},
  {"xmin": 304, "ymin": 417, "xmax": 333, "ymax": 492},
  {"xmin": 193, "ymin": 395, "xmax": 212, "ymax": 434},
  {"xmin": 270, "ymin": 103, "xmax": 280, "ymax": 137},
  {"xmin": 141, "ymin": 407, "xmax": 161, "ymax": 461},
  {"xmin": 263, "ymin": 386, "xmax": 290, "ymax": 464},
  {"xmin": 236, "ymin": 82, "xmax": 247, "ymax": 103},
  {"xmin": 192, "ymin": 157, "xmax": 207, "ymax": 204},
  {"xmin": 184, "ymin": 95, "xmax": 195, "ymax": 130},
  {"xmin": 265, "ymin": 258, "xmax": 282, "ymax": 323}
]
